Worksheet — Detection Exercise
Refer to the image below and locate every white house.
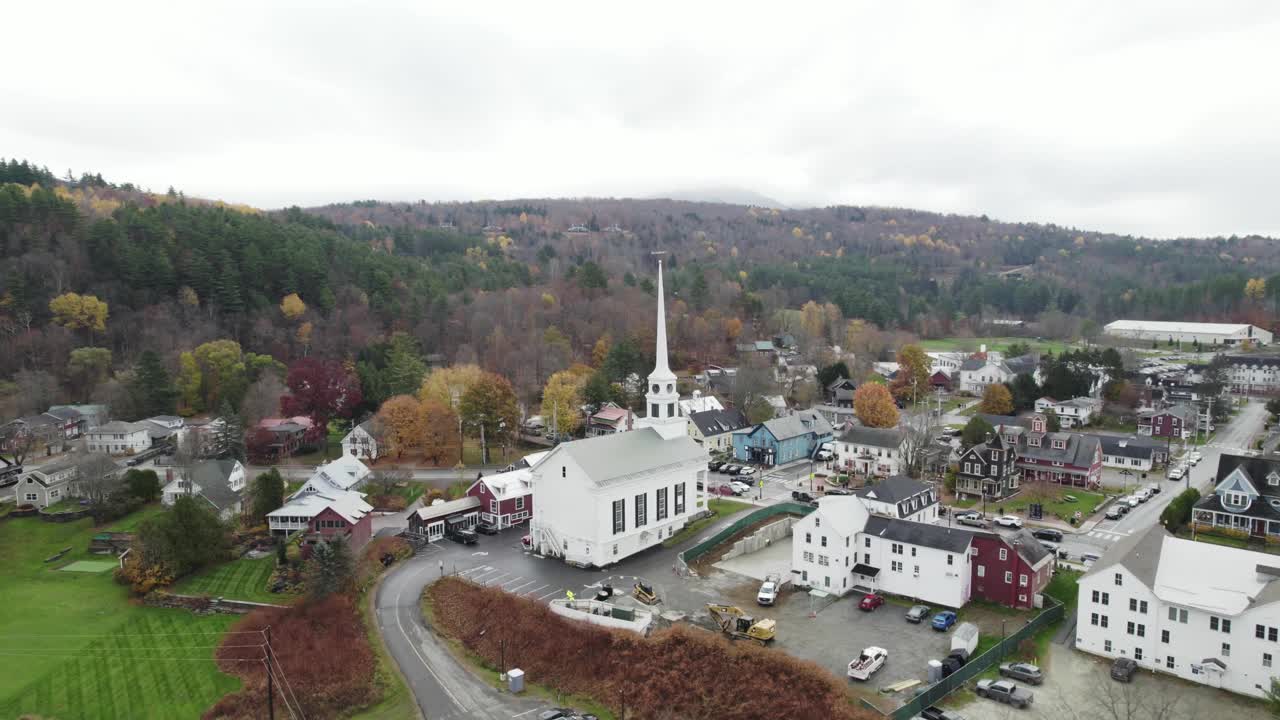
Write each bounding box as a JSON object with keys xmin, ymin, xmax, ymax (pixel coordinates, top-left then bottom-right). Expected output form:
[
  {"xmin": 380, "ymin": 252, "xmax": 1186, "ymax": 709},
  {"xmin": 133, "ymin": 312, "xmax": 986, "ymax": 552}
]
[
  {"xmin": 84, "ymin": 421, "xmax": 152, "ymax": 455},
  {"xmin": 1034, "ymin": 397, "xmax": 1100, "ymax": 428},
  {"xmin": 836, "ymin": 426, "xmax": 905, "ymax": 478},
  {"xmin": 856, "ymin": 515, "xmax": 973, "ymax": 609},
  {"xmin": 529, "ymin": 259, "xmax": 708, "ymax": 567},
  {"xmin": 1224, "ymin": 356, "xmax": 1280, "ymax": 393},
  {"xmin": 341, "ymin": 420, "xmax": 382, "ymax": 461},
  {"xmin": 790, "ymin": 495, "xmax": 870, "ymax": 597},
  {"xmin": 160, "ymin": 459, "xmax": 246, "ymax": 521},
  {"xmin": 958, "ymin": 358, "xmax": 1014, "ymax": 395},
  {"xmin": 927, "ymin": 351, "xmax": 967, "ymax": 376},
  {"xmin": 12, "ymin": 453, "xmax": 119, "ymax": 509},
  {"xmin": 790, "ymin": 494, "xmax": 973, "ymax": 607},
  {"xmin": 1076, "ymin": 524, "xmax": 1280, "ymax": 700},
  {"xmin": 852, "ymin": 475, "xmax": 940, "ymax": 524},
  {"xmin": 678, "ymin": 390, "xmax": 723, "ymax": 416},
  {"xmin": 304, "ymin": 454, "xmax": 371, "ymax": 493},
  {"xmin": 687, "ymin": 407, "xmax": 750, "ymax": 454}
]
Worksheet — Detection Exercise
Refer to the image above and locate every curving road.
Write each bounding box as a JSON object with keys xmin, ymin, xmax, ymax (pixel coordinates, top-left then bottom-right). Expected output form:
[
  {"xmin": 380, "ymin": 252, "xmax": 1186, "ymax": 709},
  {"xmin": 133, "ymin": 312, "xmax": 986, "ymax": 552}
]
[{"xmin": 375, "ymin": 555, "xmax": 541, "ymax": 720}]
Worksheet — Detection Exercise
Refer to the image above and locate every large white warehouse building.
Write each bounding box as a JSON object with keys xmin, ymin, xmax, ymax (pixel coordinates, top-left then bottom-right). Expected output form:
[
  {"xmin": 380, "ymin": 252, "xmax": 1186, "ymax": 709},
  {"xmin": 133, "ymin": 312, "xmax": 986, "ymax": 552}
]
[{"xmin": 1104, "ymin": 320, "xmax": 1272, "ymax": 347}]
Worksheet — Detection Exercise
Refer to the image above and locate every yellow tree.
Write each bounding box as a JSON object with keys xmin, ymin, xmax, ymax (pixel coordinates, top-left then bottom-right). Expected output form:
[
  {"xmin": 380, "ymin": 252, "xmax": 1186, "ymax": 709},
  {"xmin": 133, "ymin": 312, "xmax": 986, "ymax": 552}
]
[
  {"xmin": 890, "ymin": 344, "xmax": 931, "ymax": 404},
  {"xmin": 48, "ymin": 292, "xmax": 108, "ymax": 343},
  {"xmin": 800, "ymin": 301, "xmax": 824, "ymax": 342},
  {"xmin": 421, "ymin": 400, "xmax": 461, "ymax": 466},
  {"xmin": 279, "ymin": 293, "xmax": 307, "ymax": 320},
  {"xmin": 1246, "ymin": 278, "xmax": 1267, "ymax": 303},
  {"xmin": 378, "ymin": 394, "xmax": 427, "ymax": 458},
  {"xmin": 176, "ymin": 352, "xmax": 202, "ymax": 415},
  {"xmin": 979, "ymin": 384, "xmax": 1014, "ymax": 415},
  {"xmin": 854, "ymin": 384, "xmax": 899, "ymax": 428},
  {"xmin": 592, "ymin": 334, "xmax": 612, "ymax": 368},
  {"xmin": 541, "ymin": 369, "xmax": 589, "ymax": 436},
  {"xmin": 419, "ymin": 364, "xmax": 485, "ymax": 409}
]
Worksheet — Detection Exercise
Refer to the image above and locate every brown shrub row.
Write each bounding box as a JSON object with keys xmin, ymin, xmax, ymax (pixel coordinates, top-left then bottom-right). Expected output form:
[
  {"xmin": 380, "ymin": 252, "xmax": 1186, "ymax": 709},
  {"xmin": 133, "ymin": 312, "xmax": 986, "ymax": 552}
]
[
  {"xmin": 427, "ymin": 577, "xmax": 878, "ymax": 720},
  {"xmin": 204, "ymin": 594, "xmax": 378, "ymax": 719}
]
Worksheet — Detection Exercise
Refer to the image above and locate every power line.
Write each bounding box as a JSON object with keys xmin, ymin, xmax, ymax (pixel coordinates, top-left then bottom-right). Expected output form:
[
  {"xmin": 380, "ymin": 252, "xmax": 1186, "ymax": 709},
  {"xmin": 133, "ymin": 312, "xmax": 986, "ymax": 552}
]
[
  {"xmin": 263, "ymin": 658, "xmax": 299, "ymax": 720},
  {"xmin": 268, "ymin": 644, "xmax": 307, "ymax": 720}
]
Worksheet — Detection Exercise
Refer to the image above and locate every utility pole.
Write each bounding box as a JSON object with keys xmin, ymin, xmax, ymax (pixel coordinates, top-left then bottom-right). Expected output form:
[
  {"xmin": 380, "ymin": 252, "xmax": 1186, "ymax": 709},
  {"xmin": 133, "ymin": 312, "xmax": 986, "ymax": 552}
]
[
  {"xmin": 480, "ymin": 420, "xmax": 487, "ymax": 466},
  {"xmin": 266, "ymin": 625, "xmax": 274, "ymax": 720}
]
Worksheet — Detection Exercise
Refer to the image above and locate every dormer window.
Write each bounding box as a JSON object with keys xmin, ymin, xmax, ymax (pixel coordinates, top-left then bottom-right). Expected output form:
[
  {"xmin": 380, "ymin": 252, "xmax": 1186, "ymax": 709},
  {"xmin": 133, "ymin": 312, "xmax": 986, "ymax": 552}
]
[
  {"xmin": 1053, "ymin": 439, "xmax": 1066, "ymax": 449},
  {"xmin": 1029, "ymin": 436, "xmax": 1041, "ymax": 447},
  {"xmin": 1225, "ymin": 492, "xmax": 1248, "ymax": 508},
  {"xmin": 1269, "ymin": 472, "xmax": 1280, "ymax": 488}
]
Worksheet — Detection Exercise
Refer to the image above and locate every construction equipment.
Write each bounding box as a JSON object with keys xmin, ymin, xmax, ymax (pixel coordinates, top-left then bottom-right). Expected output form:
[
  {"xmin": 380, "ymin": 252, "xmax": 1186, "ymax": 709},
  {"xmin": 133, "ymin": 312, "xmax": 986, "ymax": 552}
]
[
  {"xmin": 706, "ymin": 604, "xmax": 777, "ymax": 645},
  {"xmin": 633, "ymin": 582, "xmax": 659, "ymax": 605}
]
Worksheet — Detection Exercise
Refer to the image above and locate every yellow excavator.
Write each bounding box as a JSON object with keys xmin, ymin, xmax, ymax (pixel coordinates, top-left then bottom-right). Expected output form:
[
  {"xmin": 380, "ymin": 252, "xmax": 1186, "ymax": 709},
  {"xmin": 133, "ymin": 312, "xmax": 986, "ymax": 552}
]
[
  {"xmin": 633, "ymin": 582, "xmax": 660, "ymax": 605},
  {"xmin": 706, "ymin": 604, "xmax": 777, "ymax": 645}
]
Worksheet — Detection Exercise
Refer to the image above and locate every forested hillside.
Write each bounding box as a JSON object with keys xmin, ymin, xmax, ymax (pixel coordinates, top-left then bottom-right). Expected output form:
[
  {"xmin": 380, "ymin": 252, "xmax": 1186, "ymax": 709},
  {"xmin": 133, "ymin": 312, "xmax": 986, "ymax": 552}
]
[{"xmin": 2, "ymin": 156, "xmax": 1279, "ymax": 421}]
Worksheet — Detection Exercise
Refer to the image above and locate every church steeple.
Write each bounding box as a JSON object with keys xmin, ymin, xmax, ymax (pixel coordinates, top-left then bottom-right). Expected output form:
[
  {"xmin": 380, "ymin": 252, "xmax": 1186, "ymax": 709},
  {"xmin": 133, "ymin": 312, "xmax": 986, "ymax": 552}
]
[{"xmin": 637, "ymin": 255, "xmax": 686, "ymax": 439}]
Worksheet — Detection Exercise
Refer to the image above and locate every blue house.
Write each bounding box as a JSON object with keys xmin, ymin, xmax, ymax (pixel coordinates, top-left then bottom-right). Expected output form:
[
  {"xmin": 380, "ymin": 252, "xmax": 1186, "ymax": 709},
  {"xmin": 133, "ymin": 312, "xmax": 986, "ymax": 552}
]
[{"xmin": 732, "ymin": 410, "xmax": 834, "ymax": 466}]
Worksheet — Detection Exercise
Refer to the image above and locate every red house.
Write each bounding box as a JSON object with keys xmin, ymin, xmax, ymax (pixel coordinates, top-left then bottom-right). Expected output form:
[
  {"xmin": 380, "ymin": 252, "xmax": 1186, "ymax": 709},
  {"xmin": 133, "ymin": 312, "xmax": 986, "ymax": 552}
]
[
  {"xmin": 969, "ymin": 530, "xmax": 1054, "ymax": 610},
  {"xmin": 929, "ymin": 370, "xmax": 953, "ymax": 391},
  {"xmin": 466, "ymin": 467, "xmax": 533, "ymax": 530},
  {"xmin": 1138, "ymin": 403, "xmax": 1196, "ymax": 440},
  {"xmin": 301, "ymin": 503, "xmax": 373, "ymax": 558}
]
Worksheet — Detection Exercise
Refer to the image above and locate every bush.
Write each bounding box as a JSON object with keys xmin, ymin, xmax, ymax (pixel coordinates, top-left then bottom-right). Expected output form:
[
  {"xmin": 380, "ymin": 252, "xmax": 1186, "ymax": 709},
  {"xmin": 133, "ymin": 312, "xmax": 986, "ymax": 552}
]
[
  {"xmin": 204, "ymin": 594, "xmax": 379, "ymax": 719},
  {"xmin": 426, "ymin": 578, "xmax": 879, "ymax": 720},
  {"xmin": 1160, "ymin": 488, "xmax": 1202, "ymax": 530},
  {"xmin": 356, "ymin": 536, "xmax": 412, "ymax": 591}
]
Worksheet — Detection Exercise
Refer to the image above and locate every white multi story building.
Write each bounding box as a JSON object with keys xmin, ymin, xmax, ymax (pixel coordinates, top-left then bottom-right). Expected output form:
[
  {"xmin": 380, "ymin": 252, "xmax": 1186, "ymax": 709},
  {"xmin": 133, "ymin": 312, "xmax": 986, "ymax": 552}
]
[
  {"xmin": 341, "ymin": 420, "xmax": 382, "ymax": 461},
  {"xmin": 958, "ymin": 358, "xmax": 1014, "ymax": 395},
  {"xmin": 529, "ymin": 259, "xmax": 708, "ymax": 567},
  {"xmin": 1076, "ymin": 524, "xmax": 1280, "ymax": 699},
  {"xmin": 791, "ymin": 495, "xmax": 869, "ymax": 597},
  {"xmin": 1034, "ymin": 396, "xmax": 1101, "ymax": 428},
  {"xmin": 1224, "ymin": 356, "xmax": 1280, "ymax": 394},
  {"xmin": 852, "ymin": 474, "xmax": 940, "ymax": 524},
  {"xmin": 84, "ymin": 421, "xmax": 152, "ymax": 455},
  {"xmin": 835, "ymin": 426, "xmax": 905, "ymax": 478}
]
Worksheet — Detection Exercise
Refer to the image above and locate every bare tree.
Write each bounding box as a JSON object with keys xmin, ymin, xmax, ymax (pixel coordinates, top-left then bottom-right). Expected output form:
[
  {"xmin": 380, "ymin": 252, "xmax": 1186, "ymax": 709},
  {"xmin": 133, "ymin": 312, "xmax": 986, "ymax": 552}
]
[
  {"xmin": 899, "ymin": 409, "xmax": 940, "ymax": 479},
  {"xmin": 72, "ymin": 453, "xmax": 122, "ymax": 505},
  {"xmin": 0, "ymin": 423, "xmax": 36, "ymax": 465},
  {"xmin": 371, "ymin": 465, "xmax": 412, "ymax": 498}
]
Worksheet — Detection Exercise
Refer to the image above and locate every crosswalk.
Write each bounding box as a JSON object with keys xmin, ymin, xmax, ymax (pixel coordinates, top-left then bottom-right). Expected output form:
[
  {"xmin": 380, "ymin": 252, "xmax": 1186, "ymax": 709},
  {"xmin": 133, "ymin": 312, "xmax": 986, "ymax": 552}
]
[{"xmin": 1086, "ymin": 528, "xmax": 1133, "ymax": 542}]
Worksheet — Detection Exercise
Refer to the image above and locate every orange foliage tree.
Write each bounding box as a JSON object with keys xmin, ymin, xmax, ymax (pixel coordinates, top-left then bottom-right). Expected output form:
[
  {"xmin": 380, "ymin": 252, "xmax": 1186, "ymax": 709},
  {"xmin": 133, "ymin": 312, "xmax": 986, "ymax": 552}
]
[{"xmin": 854, "ymin": 383, "xmax": 899, "ymax": 428}]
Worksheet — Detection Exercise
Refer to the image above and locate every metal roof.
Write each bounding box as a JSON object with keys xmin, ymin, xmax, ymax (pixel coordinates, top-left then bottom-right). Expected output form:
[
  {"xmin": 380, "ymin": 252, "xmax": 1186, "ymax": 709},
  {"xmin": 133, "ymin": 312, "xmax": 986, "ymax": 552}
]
[
  {"xmin": 1105, "ymin": 320, "xmax": 1258, "ymax": 335},
  {"xmin": 863, "ymin": 515, "xmax": 974, "ymax": 553},
  {"xmin": 549, "ymin": 427, "xmax": 706, "ymax": 485}
]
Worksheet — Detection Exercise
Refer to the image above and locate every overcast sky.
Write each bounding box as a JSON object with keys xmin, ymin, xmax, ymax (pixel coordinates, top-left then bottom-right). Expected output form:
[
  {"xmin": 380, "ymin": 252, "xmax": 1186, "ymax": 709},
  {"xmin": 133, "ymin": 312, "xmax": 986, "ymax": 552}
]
[{"xmin": 4, "ymin": 1, "xmax": 1279, "ymax": 238}]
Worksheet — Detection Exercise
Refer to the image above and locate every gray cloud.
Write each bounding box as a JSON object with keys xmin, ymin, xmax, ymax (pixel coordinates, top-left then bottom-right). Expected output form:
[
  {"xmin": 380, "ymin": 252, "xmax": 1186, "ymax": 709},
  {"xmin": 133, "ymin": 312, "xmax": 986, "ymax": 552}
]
[{"xmin": 3, "ymin": 0, "xmax": 1279, "ymax": 237}]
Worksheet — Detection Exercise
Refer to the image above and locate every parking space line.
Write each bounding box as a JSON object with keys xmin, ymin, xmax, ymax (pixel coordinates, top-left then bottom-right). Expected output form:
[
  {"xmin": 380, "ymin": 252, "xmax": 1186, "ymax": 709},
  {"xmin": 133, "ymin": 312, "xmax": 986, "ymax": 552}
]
[
  {"xmin": 520, "ymin": 584, "xmax": 547, "ymax": 596},
  {"xmin": 457, "ymin": 565, "xmax": 490, "ymax": 576},
  {"xmin": 499, "ymin": 576, "xmax": 526, "ymax": 589},
  {"xmin": 537, "ymin": 588, "xmax": 564, "ymax": 601},
  {"xmin": 508, "ymin": 580, "xmax": 538, "ymax": 593},
  {"xmin": 483, "ymin": 573, "xmax": 511, "ymax": 587},
  {"xmin": 470, "ymin": 568, "xmax": 502, "ymax": 582}
]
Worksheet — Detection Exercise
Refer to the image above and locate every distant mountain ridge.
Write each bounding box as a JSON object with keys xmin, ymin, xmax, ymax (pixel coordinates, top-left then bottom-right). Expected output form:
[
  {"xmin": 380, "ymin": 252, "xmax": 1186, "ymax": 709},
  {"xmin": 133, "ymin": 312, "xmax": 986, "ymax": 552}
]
[{"xmin": 650, "ymin": 186, "xmax": 789, "ymax": 209}]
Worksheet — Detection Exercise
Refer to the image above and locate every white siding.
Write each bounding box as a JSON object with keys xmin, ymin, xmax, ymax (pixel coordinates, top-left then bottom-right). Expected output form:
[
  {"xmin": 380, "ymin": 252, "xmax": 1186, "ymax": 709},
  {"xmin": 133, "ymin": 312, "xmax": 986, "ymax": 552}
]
[
  {"xmin": 790, "ymin": 510, "xmax": 858, "ymax": 596},
  {"xmin": 860, "ymin": 534, "xmax": 970, "ymax": 608}
]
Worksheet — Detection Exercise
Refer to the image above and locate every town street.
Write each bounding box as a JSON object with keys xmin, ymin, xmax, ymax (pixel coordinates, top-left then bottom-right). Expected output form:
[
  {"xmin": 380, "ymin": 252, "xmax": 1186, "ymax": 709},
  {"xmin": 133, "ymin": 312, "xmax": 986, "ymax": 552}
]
[{"xmin": 1055, "ymin": 398, "xmax": 1267, "ymax": 561}]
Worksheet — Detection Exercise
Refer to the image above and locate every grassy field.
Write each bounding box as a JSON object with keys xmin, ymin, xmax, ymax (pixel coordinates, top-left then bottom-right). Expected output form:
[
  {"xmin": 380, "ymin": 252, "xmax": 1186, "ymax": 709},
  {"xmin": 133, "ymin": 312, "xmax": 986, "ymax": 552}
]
[
  {"xmin": 0, "ymin": 515, "xmax": 241, "ymax": 719},
  {"xmin": 173, "ymin": 555, "xmax": 296, "ymax": 605},
  {"xmin": 662, "ymin": 497, "xmax": 755, "ymax": 547},
  {"xmin": 954, "ymin": 489, "xmax": 1107, "ymax": 522},
  {"xmin": 105, "ymin": 503, "xmax": 165, "ymax": 532},
  {"xmin": 919, "ymin": 337, "xmax": 1075, "ymax": 355}
]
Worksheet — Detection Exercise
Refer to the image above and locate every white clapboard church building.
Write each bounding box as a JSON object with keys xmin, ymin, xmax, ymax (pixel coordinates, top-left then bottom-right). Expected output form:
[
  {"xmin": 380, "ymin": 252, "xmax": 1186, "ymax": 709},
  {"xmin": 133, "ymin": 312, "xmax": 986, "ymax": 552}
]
[{"xmin": 529, "ymin": 258, "xmax": 708, "ymax": 567}]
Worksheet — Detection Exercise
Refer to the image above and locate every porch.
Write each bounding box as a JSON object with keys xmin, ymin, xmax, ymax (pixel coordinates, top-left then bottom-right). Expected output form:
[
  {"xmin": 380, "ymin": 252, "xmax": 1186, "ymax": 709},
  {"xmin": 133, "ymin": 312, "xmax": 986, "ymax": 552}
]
[{"xmin": 1191, "ymin": 510, "xmax": 1280, "ymax": 539}]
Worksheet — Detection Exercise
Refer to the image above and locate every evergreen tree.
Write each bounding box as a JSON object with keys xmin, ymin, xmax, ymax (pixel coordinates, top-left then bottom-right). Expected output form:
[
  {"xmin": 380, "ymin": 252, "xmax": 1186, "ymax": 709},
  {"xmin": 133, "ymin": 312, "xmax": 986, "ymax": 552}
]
[
  {"xmin": 306, "ymin": 536, "xmax": 355, "ymax": 598},
  {"xmin": 218, "ymin": 399, "xmax": 246, "ymax": 461},
  {"xmin": 384, "ymin": 333, "xmax": 428, "ymax": 397},
  {"xmin": 130, "ymin": 350, "xmax": 177, "ymax": 418},
  {"xmin": 250, "ymin": 468, "xmax": 286, "ymax": 523}
]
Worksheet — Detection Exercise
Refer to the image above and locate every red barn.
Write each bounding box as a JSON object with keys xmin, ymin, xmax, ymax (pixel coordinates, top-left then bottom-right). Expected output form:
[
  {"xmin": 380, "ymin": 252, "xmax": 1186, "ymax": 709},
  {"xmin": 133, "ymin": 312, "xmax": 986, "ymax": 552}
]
[
  {"xmin": 466, "ymin": 467, "xmax": 533, "ymax": 530},
  {"xmin": 969, "ymin": 530, "xmax": 1054, "ymax": 610}
]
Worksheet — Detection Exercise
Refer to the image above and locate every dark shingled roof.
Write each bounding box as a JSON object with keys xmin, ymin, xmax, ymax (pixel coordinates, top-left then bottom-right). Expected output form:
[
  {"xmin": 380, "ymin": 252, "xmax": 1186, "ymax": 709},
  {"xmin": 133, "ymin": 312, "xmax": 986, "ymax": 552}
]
[
  {"xmin": 863, "ymin": 515, "xmax": 974, "ymax": 553},
  {"xmin": 688, "ymin": 408, "xmax": 750, "ymax": 438},
  {"xmin": 853, "ymin": 475, "xmax": 932, "ymax": 505},
  {"xmin": 839, "ymin": 426, "xmax": 904, "ymax": 448},
  {"xmin": 1092, "ymin": 435, "xmax": 1156, "ymax": 461}
]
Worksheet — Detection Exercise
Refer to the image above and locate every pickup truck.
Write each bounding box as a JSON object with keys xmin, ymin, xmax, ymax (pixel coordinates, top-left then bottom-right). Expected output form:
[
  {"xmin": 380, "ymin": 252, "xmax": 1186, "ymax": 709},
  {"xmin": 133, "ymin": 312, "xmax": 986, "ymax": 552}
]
[
  {"xmin": 975, "ymin": 679, "xmax": 1034, "ymax": 708},
  {"xmin": 847, "ymin": 646, "xmax": 888, "ymax": 680},
  {"xmin": 757, "ymin": 574, "xmax": 781, "ymax": 606}
]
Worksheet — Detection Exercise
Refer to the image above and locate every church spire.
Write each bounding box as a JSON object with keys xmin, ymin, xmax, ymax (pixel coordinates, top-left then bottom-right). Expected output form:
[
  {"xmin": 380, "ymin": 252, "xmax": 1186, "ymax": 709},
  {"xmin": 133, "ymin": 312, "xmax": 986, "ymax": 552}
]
[{"xmin": 653, "ymin": 257, "xmax": 672, "ymax": 378}]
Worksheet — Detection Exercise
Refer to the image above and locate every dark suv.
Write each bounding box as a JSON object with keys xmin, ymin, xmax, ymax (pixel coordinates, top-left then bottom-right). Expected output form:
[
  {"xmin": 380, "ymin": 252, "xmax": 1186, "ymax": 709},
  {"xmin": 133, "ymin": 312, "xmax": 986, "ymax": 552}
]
[
  {"xmin": 1111, "ymin": 657, "xmax": 1138, "ymax": 682},
  {"xmin": 446, "ymin": 522, "xmax": 478, "ymax": 545},
  {"xmin": 1031, "ymin": 528, "xmax": 1063, "ymax": 543}
]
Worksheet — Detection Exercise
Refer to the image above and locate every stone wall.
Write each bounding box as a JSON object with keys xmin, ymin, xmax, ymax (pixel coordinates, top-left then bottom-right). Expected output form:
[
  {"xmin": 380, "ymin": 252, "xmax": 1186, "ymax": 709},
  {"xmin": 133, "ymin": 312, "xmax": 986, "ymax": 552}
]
[
  {"xmin": 144, "ymin": 591, "xmax": 288, "ymax": 615},
  {"xmin": 720, "ymin": 517, "xmax": 794, "ymax": 561}
]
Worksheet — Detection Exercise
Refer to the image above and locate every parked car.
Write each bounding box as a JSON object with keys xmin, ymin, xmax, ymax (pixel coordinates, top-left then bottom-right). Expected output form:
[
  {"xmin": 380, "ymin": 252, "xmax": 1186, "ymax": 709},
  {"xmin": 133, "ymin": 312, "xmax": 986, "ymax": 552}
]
[
  {"xmin": 998, "ymin": 662, "xmax": 1044, "ymax": 685},
  {"xmin": 722, "ymin": 464, "xmax": 741, "ymax": 475},
  {"xmin": 1081, "ymin": 551, "xmax": 1101, "ymax": 564},
  {"xmin": 1111, "ymin": 657, "xmax": 1138, "ymax": 682},
  {"xmin": 858, "ymin": 593, "xmax": 885, "ymax": 611},
  {"xmin": 757, "ymin": 574, "xmax": 780, "ymax": 606},
  {"xmin": 994, "ymin": 515, "xmax": 1023, "ymax": 529},
  {"xmin": 1038, "ymin": 540, "xmax": 1060, "ymax": 555},
  {"xmin": 957, "ymin": 514, "xmax": 988, "ymax": 528},
  {"xmin": 1125, "ymin": 496, "xmax": 1141, "ymax": 508},
  {"xmin": 1031, "ymin": 528, "xmax": 1063, "ymax": 542},
  {"xmin": 446, "ymin": 523, "xmax": 478, "ymax": 545},
  {"xmin": 708, "ymin": 460, "xmax": 725, "ymax": 471},
  {"xmin": 475, "ymin": 521, "xmax": 500, "ymax": 535},
  {"xmin": 1105, "ymin": 506, "xmax": 1124, "ymax": 520},
  {"xmin": 905, "ymin": 604, "xmax": 931, "ymax": 623},
  {"xmin": 729, "ymin": 481, "xmax": 751, "ymax": 495},
  {"xmin": 1147, "ymin": 483, "xmax": 1161, "ymax": 495},
  {"xmin": 737, "ymin": 466, "xmax": 757, "ymax": 477},
  {"xmin": 1136, "ymin": 489, "xmax": 1152, "ymax": 503},
  {"xmin": 931, "ymin": 611, "xmax": 957, "ymax": 631},
  {"xmin": 825, "ymin": 487, "xmax": 853, "ymax": 496},
  {"xmin": 975, "ymin": 679, "xmax": 1033, "ymax": 708},
  {"xmin": 919, "ymin": 707, "xmax": 967, "ymax": 720},
  {"xmin": 792, "ymin": 490, "xmax": 815, "ymax": 503},
  {"xmin": 1168, "ymin": 467, "xmax": 1184, "ymax": 481},
  {"xmin": 1190, "ymin": 451, "xmax": 1203, "ymax": 465}
]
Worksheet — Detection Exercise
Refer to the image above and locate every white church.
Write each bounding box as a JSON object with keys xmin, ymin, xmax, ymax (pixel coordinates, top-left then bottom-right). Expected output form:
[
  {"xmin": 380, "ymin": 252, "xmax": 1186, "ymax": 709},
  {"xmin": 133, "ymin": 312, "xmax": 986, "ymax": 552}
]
[{"xmin": 528, "ymin": 258, "xmax": 709, "ymax": 567}]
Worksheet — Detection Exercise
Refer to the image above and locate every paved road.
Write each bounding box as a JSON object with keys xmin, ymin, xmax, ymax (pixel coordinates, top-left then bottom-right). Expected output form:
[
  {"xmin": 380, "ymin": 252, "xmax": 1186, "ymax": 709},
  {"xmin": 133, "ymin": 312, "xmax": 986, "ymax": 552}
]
[
  {"xmin": 375, "ymin": 550, "xmax": 544, "ymax": 720},
  {"xmin": 1055, "ymin": 399, "xmax": 1266, "ymax": 560}
]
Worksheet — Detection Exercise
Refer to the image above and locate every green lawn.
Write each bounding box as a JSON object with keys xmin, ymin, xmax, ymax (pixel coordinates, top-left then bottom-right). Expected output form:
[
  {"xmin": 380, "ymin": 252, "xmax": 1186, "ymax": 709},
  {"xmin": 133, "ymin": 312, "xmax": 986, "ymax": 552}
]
[
  {"xmin": 918, "ymin": 337, "xmax": 1075, "ymax": 355},
  {"xmin": 663, "ymin": 497, "xmax": 755, "ymax": 547},
  {"xmin": 173, "ymin": 555, "xmax": 295, "ymax": 605},
  {"xmin": 985, "ymin": 490, "xmax": 1107, "ymax": 522},
  {"xmin": 105, "ymin": 503, "xmax": 165, "ymax": 532},
  {"xmin": 0, "ymin": 515, "xmax": 241, "ymax": 719}
]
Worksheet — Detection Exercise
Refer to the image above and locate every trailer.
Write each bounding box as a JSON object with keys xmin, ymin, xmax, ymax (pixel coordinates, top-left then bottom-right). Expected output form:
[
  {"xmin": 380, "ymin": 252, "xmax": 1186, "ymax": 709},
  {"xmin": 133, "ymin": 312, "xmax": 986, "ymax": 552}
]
[
  {"xmin": 950, "ymin": 622, "xmax": 979, "ymax": 656},
  {"xmin": 847, "ymin": 646, "xmax": 888, "ymax": 680}
]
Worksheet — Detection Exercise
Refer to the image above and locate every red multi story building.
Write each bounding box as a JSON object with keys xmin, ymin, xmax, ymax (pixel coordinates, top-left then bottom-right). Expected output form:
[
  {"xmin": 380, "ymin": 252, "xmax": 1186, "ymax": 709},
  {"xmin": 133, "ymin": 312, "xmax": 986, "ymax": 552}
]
[{"xmin": 969, "ymin": 530, "xmax": 1054, "ymax": 610}]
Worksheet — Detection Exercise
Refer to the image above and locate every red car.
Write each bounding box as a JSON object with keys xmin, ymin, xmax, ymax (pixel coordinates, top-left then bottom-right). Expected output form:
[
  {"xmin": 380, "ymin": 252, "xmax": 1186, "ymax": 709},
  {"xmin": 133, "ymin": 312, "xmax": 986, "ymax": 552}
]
[{"xmin": 859, "ymin": 593, "xmax": 884, "ymax": 611}]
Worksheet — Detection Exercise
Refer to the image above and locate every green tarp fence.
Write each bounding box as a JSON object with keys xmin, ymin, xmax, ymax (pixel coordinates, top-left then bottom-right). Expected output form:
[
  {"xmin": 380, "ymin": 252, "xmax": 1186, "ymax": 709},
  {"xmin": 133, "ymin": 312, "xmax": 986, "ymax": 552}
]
[{"xmin": 679, "ymin": 501, "xmax": 815, "ymax": 567}]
